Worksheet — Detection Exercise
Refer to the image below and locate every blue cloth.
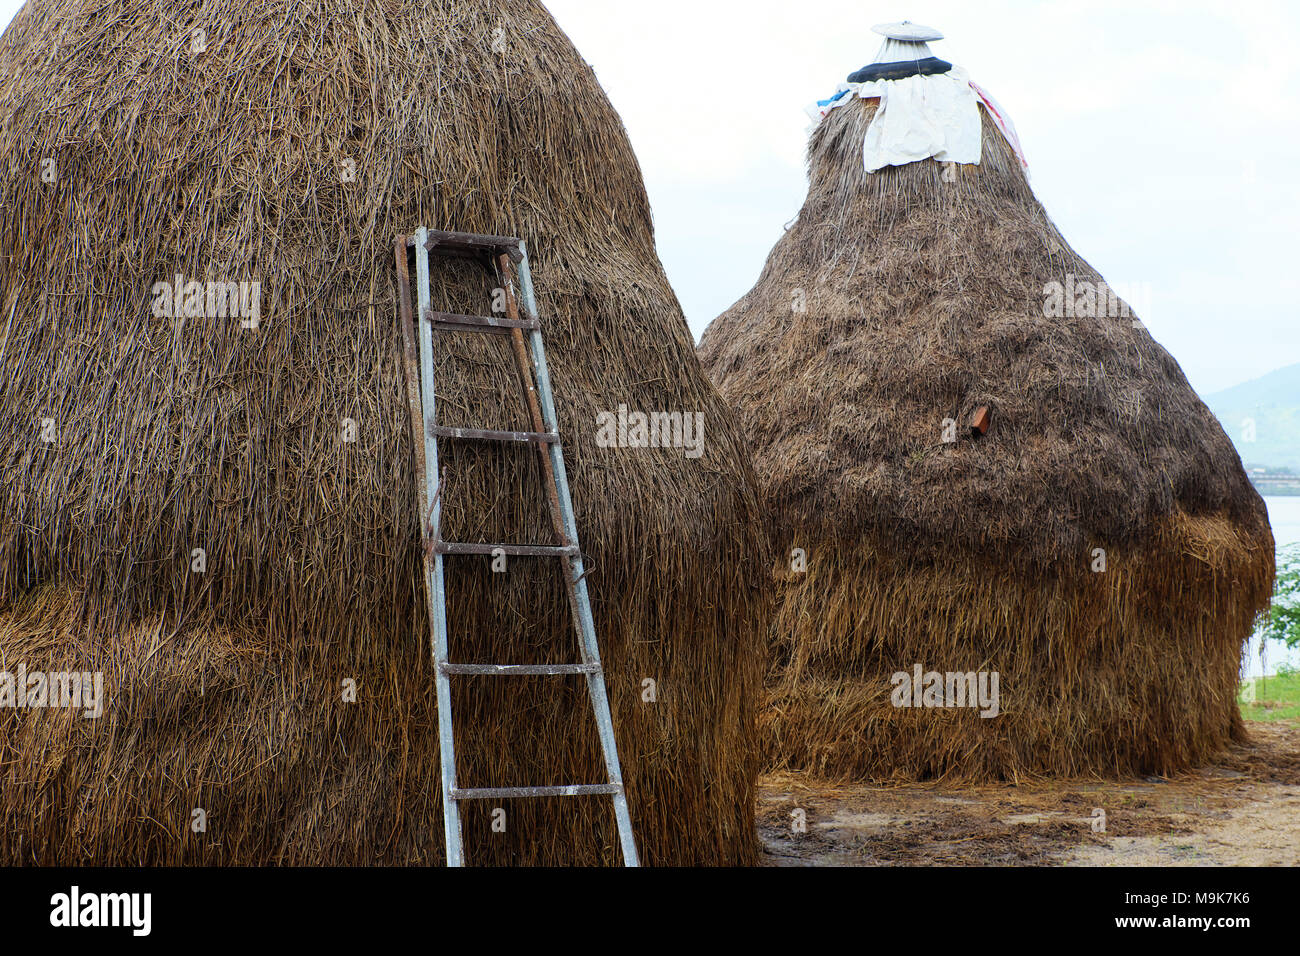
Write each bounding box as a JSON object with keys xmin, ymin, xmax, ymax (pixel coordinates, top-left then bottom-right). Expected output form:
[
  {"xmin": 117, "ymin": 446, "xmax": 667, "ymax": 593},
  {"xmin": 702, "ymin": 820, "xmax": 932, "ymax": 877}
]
[{"xmin": 817, "ymin": 88, "xmax": 850, "ymax": 108}]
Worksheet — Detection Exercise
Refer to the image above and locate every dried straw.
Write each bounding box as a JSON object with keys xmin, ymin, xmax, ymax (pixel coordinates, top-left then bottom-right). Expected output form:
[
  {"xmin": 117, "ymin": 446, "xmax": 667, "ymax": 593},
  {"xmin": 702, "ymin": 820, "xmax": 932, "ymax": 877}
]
[
  {"xmin": 698, "ymin": 96, "xmax": 1273, "ymax": 780},
  {"xmin": 0, "ymin": 0, "xmax": 767, "ymax": 864}
]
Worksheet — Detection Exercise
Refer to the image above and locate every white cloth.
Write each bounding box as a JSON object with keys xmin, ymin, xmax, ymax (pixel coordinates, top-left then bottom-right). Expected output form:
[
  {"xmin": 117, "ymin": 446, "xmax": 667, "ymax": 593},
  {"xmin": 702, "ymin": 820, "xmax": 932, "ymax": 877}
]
[
  {"xmin": 860, "ymin": 67, "xmax": 981, "ymax": 172},
  {"xmin": 804, "ymin": 66, "xmax": 1029, "ymax": 174}
]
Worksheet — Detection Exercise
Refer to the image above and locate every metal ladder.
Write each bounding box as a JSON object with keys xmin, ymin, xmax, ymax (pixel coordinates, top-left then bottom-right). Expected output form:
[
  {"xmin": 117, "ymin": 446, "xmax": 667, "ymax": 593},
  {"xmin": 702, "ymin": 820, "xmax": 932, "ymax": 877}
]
[{"xmin": 393, "ymin": 226, "xmax": 639, "ymax": 868}]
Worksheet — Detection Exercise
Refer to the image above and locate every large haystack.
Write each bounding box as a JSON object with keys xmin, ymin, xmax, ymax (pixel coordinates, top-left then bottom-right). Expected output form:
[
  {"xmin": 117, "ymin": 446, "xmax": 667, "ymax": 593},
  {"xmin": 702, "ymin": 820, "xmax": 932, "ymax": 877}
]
[
  {"xmin": 0, "ymin": 0, "xmax": 766, "ymax": 864},
  {"xmin": 698, "ymin": 63, "xmax": 1272, "ymax": 780}
]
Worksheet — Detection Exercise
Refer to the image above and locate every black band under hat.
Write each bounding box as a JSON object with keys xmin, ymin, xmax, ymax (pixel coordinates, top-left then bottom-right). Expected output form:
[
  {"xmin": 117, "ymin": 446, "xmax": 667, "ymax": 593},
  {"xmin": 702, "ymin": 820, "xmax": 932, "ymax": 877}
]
[{"xmin": 848, "ymin": 56, "xmax": 953, "ymax": 84}]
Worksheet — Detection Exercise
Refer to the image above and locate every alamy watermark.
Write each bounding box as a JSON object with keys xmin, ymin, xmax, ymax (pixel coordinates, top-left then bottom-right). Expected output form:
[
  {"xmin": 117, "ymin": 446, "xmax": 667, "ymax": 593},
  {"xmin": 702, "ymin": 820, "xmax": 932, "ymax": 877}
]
[
  {"xmin": 891, "ymin": 664, "xmax": 1000, "ymax": 718},
  {"xmin": 595, "ymin": 405, "xmax": 704, "ymax": 459},
  {"xmin": 1042, "ymin": 274, "xmax": 1153, "ymax": 327},
  {"xmin": 50, "ymin": 886, "xmax": 150, "ymax": 936},
  {"xmin": 151, "ymin": 275, "xmax": 262, "ymax": 328},
  {"xmin": 0, "ymin": 665, "xmax": 103, "ymax": 718}
]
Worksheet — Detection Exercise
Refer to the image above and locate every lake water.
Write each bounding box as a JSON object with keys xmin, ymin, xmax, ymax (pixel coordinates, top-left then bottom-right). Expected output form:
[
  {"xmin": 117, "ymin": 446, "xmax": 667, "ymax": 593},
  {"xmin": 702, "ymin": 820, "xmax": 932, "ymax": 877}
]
[{"xmin": 1244, "ymin": 496, "xmax": 1300, "ymax": 678}]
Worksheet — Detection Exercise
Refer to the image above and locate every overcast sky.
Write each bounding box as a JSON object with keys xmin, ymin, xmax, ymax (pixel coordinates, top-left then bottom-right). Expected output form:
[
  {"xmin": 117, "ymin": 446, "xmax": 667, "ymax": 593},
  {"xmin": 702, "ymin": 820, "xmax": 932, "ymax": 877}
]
[{"xmin": 3, "ymin": 0, "xmax": 1296, "ymax": 394}]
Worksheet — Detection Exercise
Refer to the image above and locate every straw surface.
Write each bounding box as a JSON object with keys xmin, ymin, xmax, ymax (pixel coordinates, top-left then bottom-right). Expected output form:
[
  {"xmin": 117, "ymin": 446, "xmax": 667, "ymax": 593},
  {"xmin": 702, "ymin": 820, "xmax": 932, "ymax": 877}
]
[
  {"xmin": 698, "ymin": 95, "xmax": 1273, "ymax": 779},
  {"xmin": 0, "ymin": 0, "xmax": 766, "ymax": 864}
]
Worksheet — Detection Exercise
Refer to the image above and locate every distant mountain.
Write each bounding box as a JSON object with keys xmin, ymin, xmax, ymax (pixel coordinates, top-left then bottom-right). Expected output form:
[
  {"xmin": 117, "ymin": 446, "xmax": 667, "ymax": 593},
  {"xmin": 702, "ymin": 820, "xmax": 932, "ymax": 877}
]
[{"xmin": 1205, "ymin": 364, "xmax": 1300, "ymax": 471}]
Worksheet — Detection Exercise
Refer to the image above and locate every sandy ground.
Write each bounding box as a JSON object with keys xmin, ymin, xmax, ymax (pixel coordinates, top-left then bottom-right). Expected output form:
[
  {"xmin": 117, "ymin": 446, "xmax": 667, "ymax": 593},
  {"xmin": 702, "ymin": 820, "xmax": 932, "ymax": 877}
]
[{"xmin": 758, "ymin": 721, "xmax": 1300, "ymax": 866}]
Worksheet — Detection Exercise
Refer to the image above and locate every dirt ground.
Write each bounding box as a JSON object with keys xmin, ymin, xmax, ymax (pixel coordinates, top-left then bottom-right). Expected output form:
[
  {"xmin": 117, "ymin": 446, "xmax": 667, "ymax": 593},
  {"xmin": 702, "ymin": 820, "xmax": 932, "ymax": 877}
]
[{"xmin": 758, "ymin": 721, "xmax": 1300, "ymax": 866}]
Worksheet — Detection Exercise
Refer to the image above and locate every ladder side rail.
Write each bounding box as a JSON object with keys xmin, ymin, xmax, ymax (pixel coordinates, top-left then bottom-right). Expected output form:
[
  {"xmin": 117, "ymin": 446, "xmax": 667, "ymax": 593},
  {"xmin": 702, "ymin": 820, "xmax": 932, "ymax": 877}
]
[
  {"xmin": 415, "ymin": 226, "xmax": 465, "ymax": 867},
  {"xmin": 494, "ymin": 254, "xmax": 572, "ymax": 546},
  {"xmin": 495, "ymin": 253, "xmax": 589, "ymax": 652},
  {"xmin": 515, "ymin": 244, "xmax": 641, "ymax": 867}
]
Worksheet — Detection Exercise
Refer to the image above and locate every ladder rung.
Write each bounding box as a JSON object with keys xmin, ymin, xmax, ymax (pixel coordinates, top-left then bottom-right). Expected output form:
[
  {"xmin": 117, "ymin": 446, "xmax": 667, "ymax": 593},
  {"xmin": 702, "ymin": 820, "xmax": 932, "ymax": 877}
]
[
  {"xmin": 426, "ymin": 310, "xmax": 540, "ymax": 334},
  {"xmin": 431, "ymin": 426, "xmax": 558, "ymax": 445},
  {"xmin": 434, "ymin": 541, "xmax": 578, "ymax": 558},
  {"xmin": 438, "ymin": 662, "xmax": 602, "ymax": 676},
  {"xmin": 417, "ymin": 229, "xmax": 524, "ymax": 264},
  {"xmin": 451, "ymin": 784, "xmax": 623, "ymax": 801}
]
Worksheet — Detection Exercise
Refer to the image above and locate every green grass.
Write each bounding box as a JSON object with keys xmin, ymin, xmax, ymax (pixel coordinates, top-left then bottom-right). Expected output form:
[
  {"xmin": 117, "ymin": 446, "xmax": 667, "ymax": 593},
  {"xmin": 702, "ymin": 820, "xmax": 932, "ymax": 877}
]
[{"xmin": 1239, "ymin": 670, "xmax": 1300, "ymax": 722}]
